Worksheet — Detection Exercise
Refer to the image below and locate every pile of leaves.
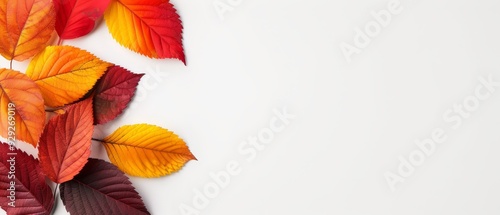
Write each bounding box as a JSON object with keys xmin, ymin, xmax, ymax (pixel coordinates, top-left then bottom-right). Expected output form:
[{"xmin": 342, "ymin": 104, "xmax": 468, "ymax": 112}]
[{"xmin": 0, "ymin": 0, "xmax": 196, "ymax": 214}]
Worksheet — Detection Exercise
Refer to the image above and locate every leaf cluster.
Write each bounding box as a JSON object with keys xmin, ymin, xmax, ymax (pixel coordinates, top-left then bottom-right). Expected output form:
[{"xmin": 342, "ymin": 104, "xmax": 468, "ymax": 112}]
[{"xmin": 0, "ymin": 0, "xmax": 194, "ymax": 214}]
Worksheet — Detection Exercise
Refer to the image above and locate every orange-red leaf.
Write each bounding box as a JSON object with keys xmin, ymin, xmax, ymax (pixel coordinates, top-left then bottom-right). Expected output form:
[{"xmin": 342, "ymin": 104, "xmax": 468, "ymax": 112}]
[
  {"xmin": 54, "ymin": 0, "xmax": 111, "ymax": 39},
  {"xmin": 26, "ymin": 45, "xmax": 111, "ymax": 107},
  {"xmin": 0, "ymin": 69, "xmax": 45, "ymax": 147},
  {"xmin": 102, "ymin": 124, "xmax": 196, "ymax": 177},
  {"xmin": 104, "ymin": 0, "xmax": 185, "ymax": 63},
  {"xmin": 38, "ymin": 98, "xmax": 93, "ymax": 183},
  {"xmin": 0, "ymin": 0, "xmax": 55, "ymax": 61}
]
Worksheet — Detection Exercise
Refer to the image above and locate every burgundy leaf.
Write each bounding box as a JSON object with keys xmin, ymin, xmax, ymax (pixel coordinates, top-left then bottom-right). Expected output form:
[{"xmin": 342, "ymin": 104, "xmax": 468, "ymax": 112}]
[
  {"xmin": 0, "ymin": 143, "xmax": 54, "ymax": 214},
  {"xmin": 60, "ymin": 158, "xmax": 150, "ymax": 215},
  {"xmin": 93, "ymin": 66, "xmax": 144, "ymax": 125}
]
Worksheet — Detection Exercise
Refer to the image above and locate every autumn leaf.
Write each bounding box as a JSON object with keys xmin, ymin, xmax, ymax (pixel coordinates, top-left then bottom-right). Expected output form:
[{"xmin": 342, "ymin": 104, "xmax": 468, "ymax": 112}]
[
  {"xmin": 26, "ymin": 45, "xmax": 111, "ymax": 107},
  {"xmin": 101, "ymin": 124, "xmax": 196, "ymax": 177},
  {"xmin": 104, "ymin": 0, "xmax": 185, "ymax": 63},
  {"xmin": 0, "ymin": 143, "xmax": 54, "ymax": 214},
  {"xmin": 54, "ymin": 0, "xmax": 111, "ymax": 40},
  {"xmin": 38, "ymin": 98, "xmax": 94, "ymax": 183},
  {"xmin": 60, "ymin": 158, "xmax": 150, "ymax": 215},
  {"xmin": 93, "ymin": 66, "xmax": 144, "ymax": 125},
  {"xmin": 0, "ymin": 69, "xmax": 45, "ymax": 147},
  {"xmin": 0, "ymin": 0, "xmax": 55, "ymax": 61}
]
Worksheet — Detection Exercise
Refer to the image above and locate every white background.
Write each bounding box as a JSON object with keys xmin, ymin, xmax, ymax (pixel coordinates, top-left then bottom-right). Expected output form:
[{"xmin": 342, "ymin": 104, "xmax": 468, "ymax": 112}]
[{"xmin": 3, "ymin": 0, "xmax": 500, "ymax": 214}]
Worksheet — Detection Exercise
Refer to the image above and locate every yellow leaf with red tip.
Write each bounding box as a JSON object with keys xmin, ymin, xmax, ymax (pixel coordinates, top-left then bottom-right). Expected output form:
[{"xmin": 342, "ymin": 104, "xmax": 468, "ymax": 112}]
[{"xmin": 104, "ymin": 0, "xmax": 185, "ymax": 63}]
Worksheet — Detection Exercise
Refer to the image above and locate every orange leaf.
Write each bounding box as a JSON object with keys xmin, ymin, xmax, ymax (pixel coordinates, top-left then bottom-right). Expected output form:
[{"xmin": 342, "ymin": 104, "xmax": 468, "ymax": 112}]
[
  {"xmin": 104, "ymin": 0, "xmax": 185, "ymax": 63},
  {"xmin": 0, "ymin": 69, "xmax": 45, "ymax": 147},
  {"xmin": 38, "ymin": 98, "xmax": 94, "ymax": 183},
  {"xmin": 26, "ymin": 45, "xmax": 111, "ymax": 107},
  {"xmin": 101, "ymin": 124, "xmax": 196, "ymax": 177},
  {"xmin": 0, "ymin": 0, "xmax": 55, "ymax": 61}
]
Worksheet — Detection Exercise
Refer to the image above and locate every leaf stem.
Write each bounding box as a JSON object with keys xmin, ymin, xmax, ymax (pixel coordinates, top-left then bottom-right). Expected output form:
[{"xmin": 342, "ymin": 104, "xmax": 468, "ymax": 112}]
[
  {"xmin": 57, "ymin": 38, "xmax": 63, "ymax": 46},
  {"xmin": 9, "ymin": 59, "xmax": 12, "ymax": 70},
  {"xmin": 91, "ymin": 138, "xmax": 103, "ymax": 143},
  {"xmin": 53, "ymin": 183, "xmax": 59, "ymax": 196},
  {"xmin": 45, "ymin": 107, "xmax": 64, "ymax": 113},
  {"xmin": 51, "ymin": 184, "xmax": 59, "ymax": 215}
]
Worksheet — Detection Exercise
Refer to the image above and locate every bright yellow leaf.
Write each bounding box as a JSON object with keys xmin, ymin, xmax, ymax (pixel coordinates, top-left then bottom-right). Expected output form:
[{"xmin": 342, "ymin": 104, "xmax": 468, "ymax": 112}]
[
  {"xmin": 102, "ymin": 124, "xmax": 196, "ymax": 177},
  {"xmin": 0, "ymin": 69, "xmax": 45, "ymax": 147},
  {"xmin": 26, "ymin": 45, "xmax": 112, "ymax": 107}
]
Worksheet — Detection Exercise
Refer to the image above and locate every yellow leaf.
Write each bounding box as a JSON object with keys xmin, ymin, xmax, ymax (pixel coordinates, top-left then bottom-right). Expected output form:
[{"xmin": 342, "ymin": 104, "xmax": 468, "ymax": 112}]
[
  {"xmin": 0, "ymin": 0, "xmax": 55, "ymax": 61},
  {"xmin": 102, "ymin": 124, "xmax": 196, "ymax": 177},
  {"xmin": 26, "ymin": 45, "xmax": 112, "ymax": 107},
  {"xmin": 0, "ymin": 69, "xmax": 45, "ymax": 147}
]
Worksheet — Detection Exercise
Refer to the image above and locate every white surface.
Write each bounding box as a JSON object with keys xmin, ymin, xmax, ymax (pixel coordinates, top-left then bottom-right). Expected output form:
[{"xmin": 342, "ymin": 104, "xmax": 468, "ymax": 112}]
[{"xmin": 3, "ymin": 0, "xmax": 500, "ymax": 214}]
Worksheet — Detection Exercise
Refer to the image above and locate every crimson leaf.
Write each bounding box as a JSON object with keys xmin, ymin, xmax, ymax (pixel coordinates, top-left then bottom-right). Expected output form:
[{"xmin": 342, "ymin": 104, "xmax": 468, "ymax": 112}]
[{"xmin": 54, "ymin": 0, "xmax": 111, "ymax": 39}]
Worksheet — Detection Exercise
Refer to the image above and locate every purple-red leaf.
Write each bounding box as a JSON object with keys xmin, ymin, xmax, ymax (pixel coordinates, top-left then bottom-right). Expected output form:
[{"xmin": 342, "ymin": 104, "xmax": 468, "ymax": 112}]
[
  {"xmin": 93, "ymin": 66, "xmax": 144, "ymax": 125},
  {"xmin": 0, "ymin": 143, "xmax": 54, "ymax": 214},
  {"xmin": 60, "ymin": 158, "xmax": 150, "ymax": 215},
  {"xmin": 38, "ymin": 98, "xmax": 94, "ymax": 184},
  {"xmin": 54, "ymin": 0, "xmax": 111, "ymax": 39}
]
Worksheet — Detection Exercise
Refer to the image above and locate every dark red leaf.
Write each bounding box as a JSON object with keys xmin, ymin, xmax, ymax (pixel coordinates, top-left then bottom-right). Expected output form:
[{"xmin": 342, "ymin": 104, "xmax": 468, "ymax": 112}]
[
  {"xmin": 38, "ymin": 98, "xmax": 94, "ymax": 183},
  {"xmin": 54, "ymin": 0, "xmax": 111, "ymax": 39},
  {"xmin": 93, "ymin": 65, "xmax": 143, "ymax": 124},
  {"xmin": 60, "ymin": 158, "xmax": 150, "ymax": 215},
  {"xmin": 0, "ymin": 143, "xmax": 54, "ymax": 214}
]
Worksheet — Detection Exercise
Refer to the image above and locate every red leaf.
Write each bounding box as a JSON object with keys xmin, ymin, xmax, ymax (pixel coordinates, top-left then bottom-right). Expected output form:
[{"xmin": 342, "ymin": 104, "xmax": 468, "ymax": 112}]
[
  {"xmin": 38, "ymin": 98, "xmax": 94, "ymax": 183},
  {"xmin": 93, "ymin": 66, "xmax": 144, "ymax": 125},
  {"xmin": 60, "ymin": 158, "xmax": 150, "ymax": 215},
  {"xmin": 0, "ymin": 143, "xmax": 54, "ymax": 214},
  {"xmin": 54, "ymin": 0, "xmax": 111, "ymax": 39}
]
